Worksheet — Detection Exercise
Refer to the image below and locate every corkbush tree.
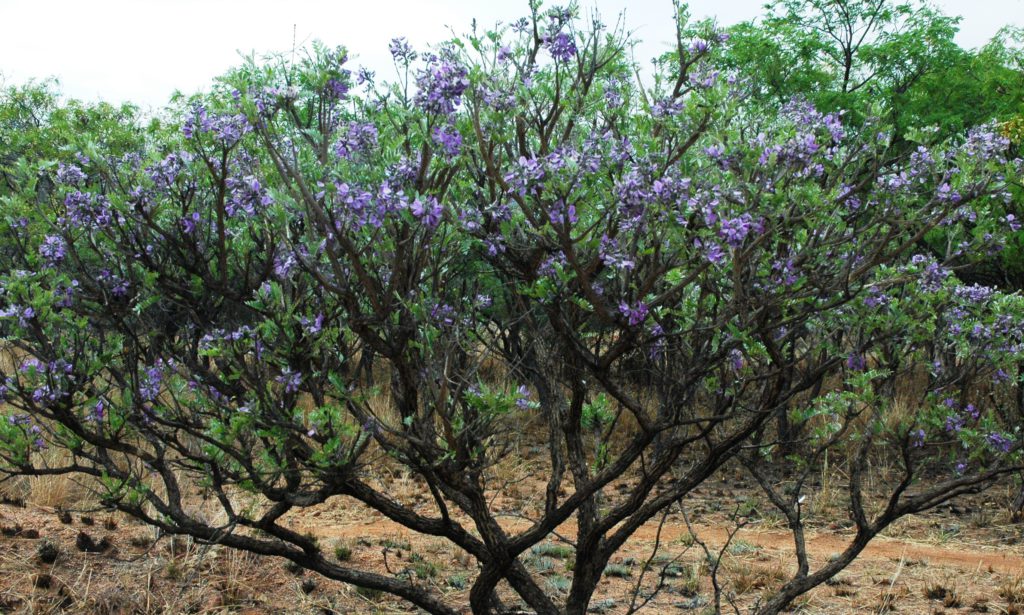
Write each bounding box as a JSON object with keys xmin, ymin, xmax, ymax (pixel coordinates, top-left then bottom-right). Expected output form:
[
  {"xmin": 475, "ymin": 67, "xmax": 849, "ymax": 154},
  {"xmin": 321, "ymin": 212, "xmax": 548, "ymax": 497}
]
[{"xmin": 1, "ymin": 3, "xmax": 1022, "ymax": 614}]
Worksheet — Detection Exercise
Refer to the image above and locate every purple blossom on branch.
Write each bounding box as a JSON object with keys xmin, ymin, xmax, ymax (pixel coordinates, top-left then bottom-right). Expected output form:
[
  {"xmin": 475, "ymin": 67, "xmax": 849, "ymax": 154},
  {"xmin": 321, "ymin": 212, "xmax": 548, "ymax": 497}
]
[
  {"xmin": 39, "ymin": 235, "xmax": 66, "ymax": 266},
  {"xmin": 515, "ymin": 385, "xmax": 532, "ymax": 410},
  {"xmin": 695, "ymin": 239, "xmax": 726, "ymax": 265},
  {"xmin": 1006, "ymin": 214, "xmax": 1021, "ymax": 232},
  {"xmin": 225, "ymin": 175, "xmax": 273, "ymax": 217},
  {"xmin": 389, "ymin": 37, "xmax": 417, "ymax": 63},
  {"xmin": 56, "ymin": 163, "xmax": 86, "ymax": 186},
  {"xmin": 333, "ymin": 122, "xmax": 378, "ymax": 160},
  {"xmin": 414, "ymin": 54, "xmax": 469, "ymax": 115},
  {"xmin": 718, "ymin": 214, "xmax": 761, "ymax": 248},
  {"xmin": 432, "ymin": 125, "xmax": 462, "ymax": 157},
  {"xmin": 619, "ymin": 301, "xmax": 649, "ymax": 327},
  {"xmin": 846, "ymin": 354, "xmax": 866, "ymax": 371},
  {"xmin": 276, "ymin": 367, "xmax": 302, "ymax": 394},
  {"xmin": 544, "ymin": 31, "xmax": 577, "ymax": 61},
  {"xmin": 410, "ymin": 197, "xmax": 443, "ymax": 229},
  {"xmin": 954, "ymin": 284, "xmax": 994, "ymax": 304},
  {"xmin": 987, "ymin": 433, "xmax": 1014, "ymax": 453},
  {"xmin": 139, "ymin": 364, "xmax": 163, "ymax": 402}
]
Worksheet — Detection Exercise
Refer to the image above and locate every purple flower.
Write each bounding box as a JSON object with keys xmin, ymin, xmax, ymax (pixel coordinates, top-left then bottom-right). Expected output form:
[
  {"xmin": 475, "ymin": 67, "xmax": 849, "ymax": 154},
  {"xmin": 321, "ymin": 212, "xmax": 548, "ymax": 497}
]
[
  {"xmin": 225, "ymin": 175, "xmax": 273, "ymax": 217},
  {"xmin": 515, "ymin": 385, "xmax": 532, "ymax": 409},
  {"xmin": 619, "ymin": 301, "xmax": 649, "ymax": 327},
  {"xmin": 718, "ymin": 215, "xmax": 759, "ymax": 248},
  {"xmin": 909, "ymin": 255, "xmax": 950, "ymax": 292},
  {"xmin": 544, "ymin": 31, "xmax": 577, "ymax": 61},
  {"xmin": 410, "ymin": 197, "xmax": 443, "ymax": 229},
  {"xmin": 689, "ymin": 69, "xmax": 719, "ymax": 89},
  {"xmin": 87, "ymin": 400, "xmax": 106, "ymax": 422},
  {"xmin": 140, "ymin": 365, "xmax": 163, "ymax": 401},
  {"xmin": 695, "ymin": 239, "xmax": 726, "ymax": 265},
  {"xmin": 333, "ymin": 122, "xmax": 378, "ymax": 159},
  {"xmin": 56, "ymin": 163, "xmax": 87, "ymax": 186},
  {"xmin": 357, "ymin": 67, "xmax": 375, "ymax": 85},
  {"xmin": 414, "ymin": 53, "xmax": 469, "ymax": 115},
  {"xmin": 183, "ymin": 105, "xmax": 249, "ymax": 147},
  {"xmin": 862, "ymin": 288, "xmax": 889, "ymax": 308},
  {"xmin": 937, "ymin": 182, "xmax": 962, "ymax": 204},
  {"xmin": 548, "ymin": 200, "xmax": 578, "ymax": 226},
  {"xmin": 389, "ymin": 37, "xmax": 417, "ymax": 63},
  {"xmin": 954, "ymin": 284, "xmax": 994, "ymax": 304},
  {"xmin": 39, "ymin": 235, "xmax": 66, "ymax": 266},
  {"xmin": 772, "ymin": 259, "xmax": 799, "ymax": 286},
  {"xmin": 598, "ymin": 235, "xmax": 635, "ymax": 270},
  {"xmin": 846, "ymin": 353, "xmax": 866, "ymax": 371},
  {"xmin": 910, "ymin": 429, "xmax": 926, "ymax": 448},
  {"xmin": 274, "ymin": 252, "xmax": 297, "ymax": 279},
  {"xmin": 180, "ymin": 212, "xmax": 201, "ymax": 234},
  {"xmin": 647, "ymin": 324, "xmax": 667, "ymax": 360},
  {"xmin": 1005, "ymin": 214, "xmax": 1021, "ymax": 232},
  {"xmin": 432, "ymin": 125, "xmax": 462, "ymax": 157},
  {"xmin": 945, "ymin": 414, "xmax": 965, "ymax": 433},
  {"xmin": 19, "ymin": 307, "xmax": 34, "ymax": 327},
  {"xmin": 62, "ymin": 190, "xmax": 114, "ymax": 228},
  {"xmin": 430, "ymin": 302, "xmax": 456, "ymax": 327},
  {"xmin": 303, "ymin": 313, "xmax": 325, "ymax": 336},
  {"xmin": 276, "ymin": 367, "xmax": 302, "ymax": 394},
  {"xmin": 704, "ymin": 144, "xmax": 725, "ymax": 159},
  {"xmin": 987, "ymin": 433, "xmax": 1013, "ymax": 453},
  {"xmin": 505, "ymin": 156, "xmax": 546, "ymax": 196},
  {"xmin": 325, "ymin": 77, "xmax": 349, "ymax": 100},
  {"xmin": 146, "ymin": 151, "xmax": 190, "ymax": 192}
]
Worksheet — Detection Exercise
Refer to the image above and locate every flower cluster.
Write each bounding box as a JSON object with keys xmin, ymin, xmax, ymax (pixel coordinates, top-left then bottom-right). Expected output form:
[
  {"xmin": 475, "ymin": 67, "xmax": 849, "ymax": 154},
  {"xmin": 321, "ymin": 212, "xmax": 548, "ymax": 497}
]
[
  {"xmin": 414, "ymin": 52, "xmax": 469, "ymax": 115},
  {"xmin": 183, "ymin": 105, "xmax": 251, "ymax": 147}
]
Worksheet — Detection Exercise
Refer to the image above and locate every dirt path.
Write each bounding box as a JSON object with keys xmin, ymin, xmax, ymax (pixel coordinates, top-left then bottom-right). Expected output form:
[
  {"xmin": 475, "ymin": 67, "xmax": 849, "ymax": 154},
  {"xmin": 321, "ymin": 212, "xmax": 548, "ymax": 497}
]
[{"xmin": 301, "ymin": 515, "xmax": 1024, "ymax": 574}]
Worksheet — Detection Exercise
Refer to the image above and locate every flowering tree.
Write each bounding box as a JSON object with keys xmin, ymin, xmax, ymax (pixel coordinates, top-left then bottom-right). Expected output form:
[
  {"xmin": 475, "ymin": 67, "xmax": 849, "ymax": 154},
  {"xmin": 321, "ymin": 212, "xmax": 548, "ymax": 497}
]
[{"xmin": 1, "ymin": 4, "xmax": 1022, "ymax": 614}]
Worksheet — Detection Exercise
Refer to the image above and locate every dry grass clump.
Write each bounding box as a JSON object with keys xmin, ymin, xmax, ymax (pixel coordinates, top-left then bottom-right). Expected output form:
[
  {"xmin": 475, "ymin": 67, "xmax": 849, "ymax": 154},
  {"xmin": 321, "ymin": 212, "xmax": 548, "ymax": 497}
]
[
  {"xmin": 725, "ymin": 558, "xmax": 788, "ymax": 596},
  {"xmin": 923, "ymin": 579, "xmax": 962, "ymax": 608},
  {"xmin": 874, "ymin": 583, "xmax": 910, "ymax": 612},
  {"xmin": 1000, "ymin": 575, "xmax": 1024, "ymax": 605}
]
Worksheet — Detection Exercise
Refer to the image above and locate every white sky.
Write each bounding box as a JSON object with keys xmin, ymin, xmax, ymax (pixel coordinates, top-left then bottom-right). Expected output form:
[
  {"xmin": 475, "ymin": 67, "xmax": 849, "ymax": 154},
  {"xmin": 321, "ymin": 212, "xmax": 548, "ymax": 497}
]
[{"xmin": 1, "ymin": 0, "xmax": 1021, "ymax": 109}]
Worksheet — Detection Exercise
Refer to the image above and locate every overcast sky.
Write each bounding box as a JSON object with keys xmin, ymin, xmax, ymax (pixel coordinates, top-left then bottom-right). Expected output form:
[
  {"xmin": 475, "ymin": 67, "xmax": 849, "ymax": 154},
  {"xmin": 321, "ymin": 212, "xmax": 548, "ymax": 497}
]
[{"xmin": 1, "ymin": 0, "xmax": 1021, "ymax": 109}]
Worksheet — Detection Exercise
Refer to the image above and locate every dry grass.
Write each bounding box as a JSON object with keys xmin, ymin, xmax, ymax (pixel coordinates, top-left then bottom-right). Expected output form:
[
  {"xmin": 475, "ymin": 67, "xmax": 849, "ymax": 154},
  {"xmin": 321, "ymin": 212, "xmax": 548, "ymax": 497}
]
[
  {"xmin": 1000, "ymin": 575, "xmax": 1024, "ymax": 605},
  {"xmin": 0, "ymin": 449, "xmax": 91, "ymax": 510},
  {"xmin": 726, "ymin": 557, "xmax": 789, "ymax": 596}
]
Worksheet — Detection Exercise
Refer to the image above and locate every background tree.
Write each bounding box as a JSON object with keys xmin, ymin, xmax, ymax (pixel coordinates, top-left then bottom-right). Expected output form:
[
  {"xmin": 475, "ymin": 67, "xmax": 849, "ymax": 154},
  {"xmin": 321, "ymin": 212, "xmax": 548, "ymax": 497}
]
[{"xmin": 721, "ymin": 0, "xmax": 1024, "ymax": 141}]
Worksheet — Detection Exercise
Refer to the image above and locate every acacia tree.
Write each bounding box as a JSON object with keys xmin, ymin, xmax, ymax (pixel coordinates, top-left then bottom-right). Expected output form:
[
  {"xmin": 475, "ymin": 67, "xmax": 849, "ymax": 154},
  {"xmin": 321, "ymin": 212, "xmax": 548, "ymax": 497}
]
[
  {"xmin": 721, "ymin": 0, "xmax": 1024, "ymax": 145},
  {"xmin": 0, "ymin": 4, "xmax": 1022, "ymax": 614}
]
